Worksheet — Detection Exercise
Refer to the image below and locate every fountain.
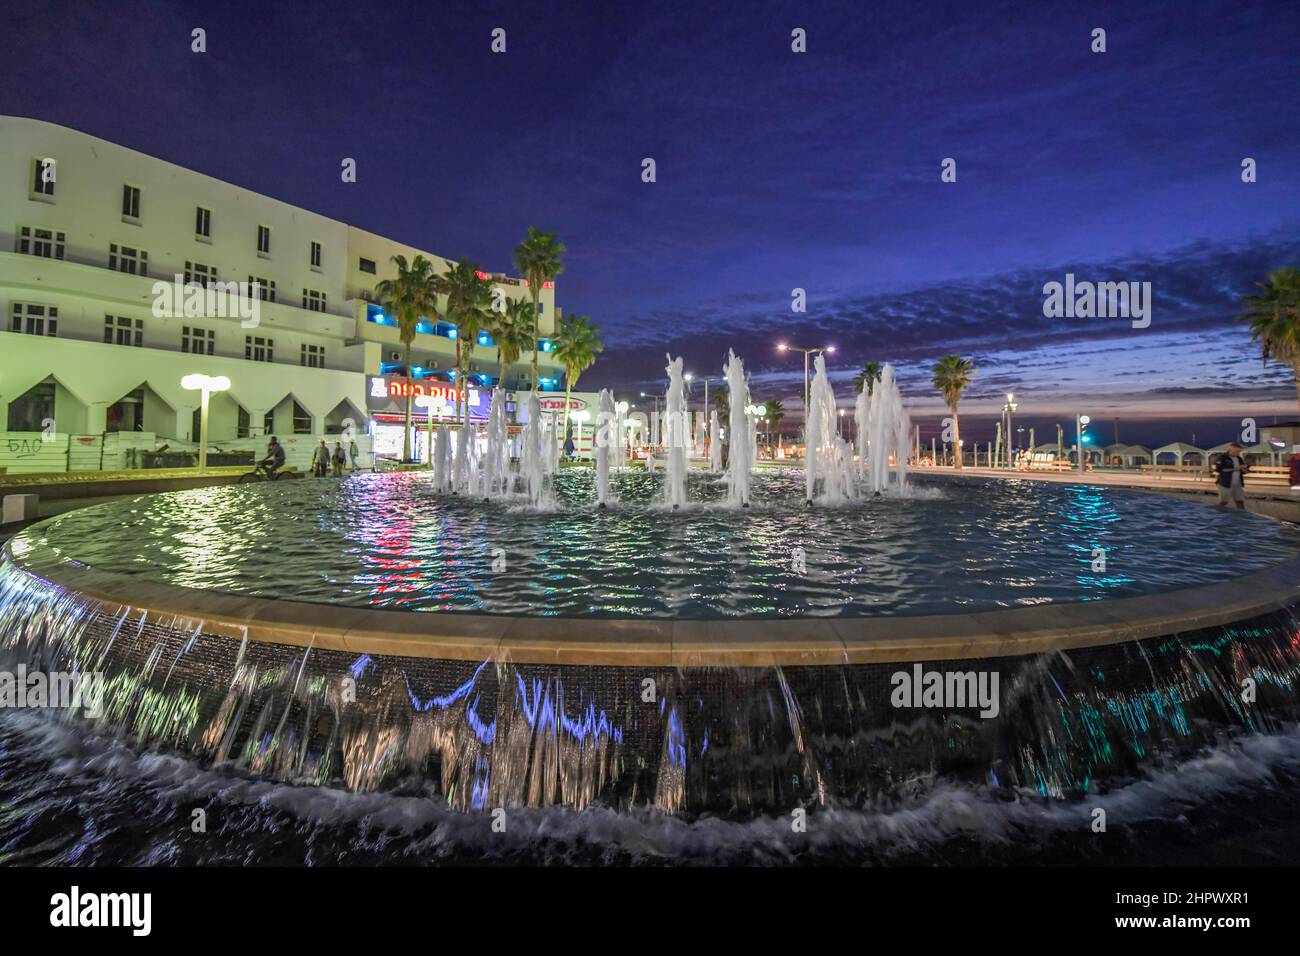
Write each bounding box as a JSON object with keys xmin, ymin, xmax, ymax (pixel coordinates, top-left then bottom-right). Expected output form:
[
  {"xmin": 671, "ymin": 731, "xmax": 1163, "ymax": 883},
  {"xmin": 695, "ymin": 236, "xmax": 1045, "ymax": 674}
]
[
  {"xmin": 518, "ymin": 390, "xmax": 550, "ymax": 507},
  {"xmin": 483, "ymin": 389, "xmax": 509, "ymax": 500},
  {"xmin": 434, "ymin": 422, "xmax": 453, "ymax": 492},
  {"xmin": 864, "ymin": 364, "xmax": 910, "ymax": 495},
  {"xmin": 663, "ymin": 354, "xmax": 689, "ymax": 509},
  {"xmin": 595, "ymin": 388, "xmax": 616, "ymax": 508},
  {"xmin": 854, "ymin": 382, "xmax": 870, "ymax": 480},
  {"xmin": 723, "ymin": 348, "xmax": 752, "ymax": 507},
  {"xmin": 804, "ymin": 353, "xmax": 854, "ymax": 504},
  {"xmin": 708, "ymin": 410, "xmax": 722, "ymax": 473}
]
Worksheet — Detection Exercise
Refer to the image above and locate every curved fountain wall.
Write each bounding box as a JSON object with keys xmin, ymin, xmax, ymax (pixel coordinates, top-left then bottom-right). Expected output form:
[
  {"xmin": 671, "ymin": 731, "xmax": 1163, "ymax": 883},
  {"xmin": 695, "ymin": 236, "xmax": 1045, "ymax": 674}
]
[{"xmin": 3, "ymin": 540, "xmax": 1299, "ymax": 817}]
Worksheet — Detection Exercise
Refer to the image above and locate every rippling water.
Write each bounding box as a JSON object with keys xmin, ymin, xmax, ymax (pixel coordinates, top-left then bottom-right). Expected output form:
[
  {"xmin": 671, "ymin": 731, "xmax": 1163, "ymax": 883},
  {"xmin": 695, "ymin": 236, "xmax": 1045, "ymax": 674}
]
[{"xmin": 12, "ymin": 470, "xmax": 1297, "ymax": 617}]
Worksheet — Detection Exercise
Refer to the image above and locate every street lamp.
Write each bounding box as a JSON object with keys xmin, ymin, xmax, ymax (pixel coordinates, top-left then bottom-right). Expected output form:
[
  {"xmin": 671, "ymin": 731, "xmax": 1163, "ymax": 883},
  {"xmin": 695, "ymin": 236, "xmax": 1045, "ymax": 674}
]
[
  {"xmin": 181, "ymin": 373, "xmax": 231, "ymax": 471},
  {"xmin": 775, "ymin": 343, "xmax": 835, "ymax": 433},
  {"xmin": 1000, "ymin": 392, "xmax": 1019, "ymax": 468},
  {"xmin": 1077, "ymin": 414, "xmax": 1091, "ymax": 473}
]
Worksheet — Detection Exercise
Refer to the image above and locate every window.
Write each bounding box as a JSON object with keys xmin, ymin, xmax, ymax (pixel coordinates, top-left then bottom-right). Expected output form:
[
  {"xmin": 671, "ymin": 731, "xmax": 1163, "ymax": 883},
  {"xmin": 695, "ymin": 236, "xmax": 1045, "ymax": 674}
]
[
  {"xmin": 182, "ymin": 326, "xmax": 215, "ymax": 355},
  {"xmin": 537, "ymin": 301, "xmax": 545, "ymax": 314},
  {"xmin": 184, "ymin": 260, "xmax": 218, "ymax": 287},
  {"xmin": 122, "ymin": 184, "xmax": 141, "ymax": 220},
  {"xmin": 7, "ymin": 381, "xmax": 55, "ymax": 432},
  {"xmin": 104, "ymin": 315, "xmax": 144, "ymax": 347},
  {"xmin": 31, "ymin": 158, "xmax": 56, "ymax": 199},
  {"xmin": 10, "ymin": 303, "xmax": 58, "ymax": 337},
  {"xmin": 238, "ymin": 407, "xmax": 252, "ymax": 439},
  {"xmin": 263, "ymin": 410, "xmax": 274, "ymax": 435},
  {"xmin": 16, "ymin": 225, "xmax": 65, "ymax": 259},
  {"xmin": 248, "ymin": 276, "xmax": 276, "ymax": 302},
  {"xmin": 195, "ymin": 206, "xmax": 211, "ymax": 238},
  {"xmin": 245, "ymin": 335, "xmax": 274, "ymax": 362},
  {"xmin": 301, "ymin": 344, "xmax": 325, "ymax": 368},
  {"xmin": 109, "ymin": 243, "xmax": 148, "ymax": 276},
  {"xmin": 302, "ymin": 289, "xmax": 326, "ymax": 312},
  {"xmin": 359, "ymin": 257, "xmax": 376, "ymax": 274},
  {"xmin": 257, "ymin": 225, "xmax": 271, "ymax": 256},
  {"xmin": 292, "ymin": 400, "xmax": 312, "ymax": 434},
  {"xmin": 310, "ymin": 241, "xmax": 322, "ymax": 269}
]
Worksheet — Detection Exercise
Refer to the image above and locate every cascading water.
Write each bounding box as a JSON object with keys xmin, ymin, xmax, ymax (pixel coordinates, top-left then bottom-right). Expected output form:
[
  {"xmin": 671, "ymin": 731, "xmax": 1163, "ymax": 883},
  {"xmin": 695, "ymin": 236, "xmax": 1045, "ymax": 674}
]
[
  {"xmin": 804, "ymin": 353, "xmax": 854, "ymax": 504},
  {"xmin": 595, "ymin": 389, "xmax": 616, "ymax": 508},
  {"xmin": 663, "ymin": 355, "xmax": 689, "ymax": 509},
  {"xmin": 723, "ymin": 348, "xmax": 752, "ymax": 507},
  {"xmin": 864, "ymin": 364, "xmax": 911, "ymax": 496}
]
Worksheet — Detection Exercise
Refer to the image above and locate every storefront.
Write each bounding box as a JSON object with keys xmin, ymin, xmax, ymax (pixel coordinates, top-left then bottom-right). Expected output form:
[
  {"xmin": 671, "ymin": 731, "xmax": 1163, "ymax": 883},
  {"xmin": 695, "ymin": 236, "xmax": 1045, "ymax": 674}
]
[{"xmin": 365, "ymin": 375, "xmax": 511, "ymax": 462}]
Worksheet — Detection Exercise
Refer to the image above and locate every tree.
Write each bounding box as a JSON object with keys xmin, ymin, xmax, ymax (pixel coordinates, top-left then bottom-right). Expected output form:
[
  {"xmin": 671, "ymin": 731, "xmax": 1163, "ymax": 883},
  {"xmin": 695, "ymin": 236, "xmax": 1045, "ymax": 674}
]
[
  {"xmin": 765, "ymin": 399, "xmax": 785, "ymax": 448},
  {"xmin": 440, "ymin": 259, "xmax": 493, "ymax": 427},
  {"xmin": 512, "ymin": 227, "xmax": 565, "ymax": 385},
  {"xmin": 1242, "ymin": 268, "xmax": 1300, "ymax": 410},
  {"xmin": 853, "ymin": 361, "xmax": 883, "ymax": 396},
  {"xmin": 552, "ymin": 313, "xmax": 603, "ymax": 435},
  {"xmin": 374, "ymin": 254, "xmax": 438, "ymax": 461},
  {"xmin": 492, "ymin": 296, "xmax": 537, "ymax": 388},
  {"xmin": 931, "ymin": 354, "xmax": 974, "ymax": 469}
]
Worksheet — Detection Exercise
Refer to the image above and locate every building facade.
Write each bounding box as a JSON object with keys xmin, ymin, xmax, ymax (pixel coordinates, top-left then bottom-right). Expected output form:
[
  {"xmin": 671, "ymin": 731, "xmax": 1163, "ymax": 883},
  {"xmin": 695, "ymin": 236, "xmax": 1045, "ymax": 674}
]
[{"xmin": 0, "ymin": 115, "xmax": 564, "ymax": 472}]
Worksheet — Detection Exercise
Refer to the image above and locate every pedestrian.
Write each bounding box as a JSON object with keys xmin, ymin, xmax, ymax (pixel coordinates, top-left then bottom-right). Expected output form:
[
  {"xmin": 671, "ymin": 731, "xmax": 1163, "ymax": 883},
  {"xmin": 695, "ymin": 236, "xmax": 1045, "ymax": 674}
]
[
  {"xmin": 312, "ymin": 439, "xmax": 330, "ymax": 478},
  {"xmin": 564, "ymin": 430, "xmax": 576, "ymax": 462},
  {"xmin": 348, "ymin": 437, "xmax": 360, "ymax": 472},
  {"xmin": 332, "ymin": 441, "xmax": 346, "ymax": 477},
  {"xmin": 1214, "ymin": 442, "xmax": 1249, "ymax": 510}
]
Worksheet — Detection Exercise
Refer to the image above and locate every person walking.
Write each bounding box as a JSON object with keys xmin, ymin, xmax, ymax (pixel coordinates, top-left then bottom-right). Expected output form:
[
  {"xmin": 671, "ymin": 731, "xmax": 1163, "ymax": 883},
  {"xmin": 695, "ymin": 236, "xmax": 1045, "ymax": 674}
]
[
  {"xmin": 332, "ymin": 441, "xmax": 346, "ymax": 477},
  {"xmin": 348, "ymin": 438, "xmax": 360, "ymax": 472},
  {"xmin": 312, "ymin": 439, "xmax": 330, "ymax": 478},
  {"xmin": 1214, "ymin": 442, "xmax": 1249, "ymax": 510}
]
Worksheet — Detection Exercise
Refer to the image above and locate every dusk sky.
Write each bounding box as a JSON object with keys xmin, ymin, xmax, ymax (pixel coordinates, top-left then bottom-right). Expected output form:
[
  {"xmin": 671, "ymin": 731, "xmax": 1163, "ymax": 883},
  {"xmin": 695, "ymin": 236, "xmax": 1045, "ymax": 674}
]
[{"xmin": 4, "ymin": 0, "xmax": 1299, "ymax": 445}]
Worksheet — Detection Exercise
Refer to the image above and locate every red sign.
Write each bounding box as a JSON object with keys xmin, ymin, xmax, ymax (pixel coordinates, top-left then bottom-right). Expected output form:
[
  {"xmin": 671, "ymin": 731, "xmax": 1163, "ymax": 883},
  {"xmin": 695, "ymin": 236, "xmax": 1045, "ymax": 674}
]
[
  {"xmin": 387, "ymin": 380, "xmax": 465, "ymax": 402},
  {"xmin": 538, "ymin": 397, "xmax": 583, "ymax": 412}
]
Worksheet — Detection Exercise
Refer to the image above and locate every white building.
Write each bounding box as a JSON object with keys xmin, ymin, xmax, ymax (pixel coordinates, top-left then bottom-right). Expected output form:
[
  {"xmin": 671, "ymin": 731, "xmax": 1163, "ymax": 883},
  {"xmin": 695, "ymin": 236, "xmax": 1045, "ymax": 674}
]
[{"xmin": 0, "ymin": 115, "xmax": 564, "ymax": 472}]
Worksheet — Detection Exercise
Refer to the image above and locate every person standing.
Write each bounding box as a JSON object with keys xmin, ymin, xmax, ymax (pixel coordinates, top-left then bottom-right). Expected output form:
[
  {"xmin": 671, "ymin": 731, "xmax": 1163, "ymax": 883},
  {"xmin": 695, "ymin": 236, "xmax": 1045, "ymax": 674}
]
[
  {"xmin": 348, "ymin": 437, "xmax": 360, "ymax": 472},
  {"xmin": 332, "ymin": 441, "xmax": 346, "ymax": 477},
  {"xmin": 312, "ymin": 439, "xmax": 330, "ymax": 478},
  {"xmin": 1214, "ymin": 442, "xmax": 1249, "ymax": 509}
]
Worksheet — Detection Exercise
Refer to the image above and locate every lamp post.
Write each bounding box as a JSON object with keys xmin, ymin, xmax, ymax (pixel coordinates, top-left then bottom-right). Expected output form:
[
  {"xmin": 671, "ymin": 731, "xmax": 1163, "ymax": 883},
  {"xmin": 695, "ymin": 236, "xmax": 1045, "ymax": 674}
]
[
  {"xmin": 1000, "ymin": 392, "xmax": 1019, "ymax": 468},
  {"xmin": 776, "ymin": 343, "xmax": 835, "ymax": 440},
  {"xmin": 1077, "ymin": 414, "xmax": 1091, "ymax": 473},
  {"xmin": 181, "ymin": 373, "xmax": 231, "ymax": 471}
]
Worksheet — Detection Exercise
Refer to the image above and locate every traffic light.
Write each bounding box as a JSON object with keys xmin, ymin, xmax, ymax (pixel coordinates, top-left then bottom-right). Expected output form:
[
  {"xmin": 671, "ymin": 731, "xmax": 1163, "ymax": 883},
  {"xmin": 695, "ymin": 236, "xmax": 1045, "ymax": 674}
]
[{"xmin": 1077, "ymin": 415, "xmax": 1091, "ymax": 471}]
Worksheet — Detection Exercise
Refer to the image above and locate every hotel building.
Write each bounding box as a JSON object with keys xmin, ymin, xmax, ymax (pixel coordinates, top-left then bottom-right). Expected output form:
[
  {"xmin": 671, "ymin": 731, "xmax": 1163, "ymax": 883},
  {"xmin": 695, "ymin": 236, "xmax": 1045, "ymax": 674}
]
[{"xmin": 0, "ymin": 115, "xmax": 564, "ymax": 472}]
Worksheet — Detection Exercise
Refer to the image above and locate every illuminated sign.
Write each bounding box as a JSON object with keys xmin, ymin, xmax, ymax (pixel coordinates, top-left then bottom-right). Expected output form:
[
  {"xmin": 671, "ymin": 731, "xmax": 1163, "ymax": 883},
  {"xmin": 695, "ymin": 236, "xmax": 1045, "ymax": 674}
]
[{"xmin": 537, "ymin": 397, "xmax": 586, "ymax": 412}]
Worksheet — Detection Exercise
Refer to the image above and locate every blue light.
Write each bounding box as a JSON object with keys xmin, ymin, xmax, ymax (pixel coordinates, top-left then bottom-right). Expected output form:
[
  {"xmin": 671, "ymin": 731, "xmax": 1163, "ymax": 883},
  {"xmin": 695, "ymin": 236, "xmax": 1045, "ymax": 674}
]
[
  {"xmin": 539, "ymin": 339, "xmax": 552, "ymax": 352},
  {"xmin": 447, "ymin": 327, "xmax": 457, "ymax": 340}
]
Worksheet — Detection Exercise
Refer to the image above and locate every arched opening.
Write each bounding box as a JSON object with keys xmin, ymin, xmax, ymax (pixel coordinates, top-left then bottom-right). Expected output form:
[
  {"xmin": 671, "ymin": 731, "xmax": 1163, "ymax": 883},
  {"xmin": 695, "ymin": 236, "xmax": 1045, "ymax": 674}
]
[{"xmin": 324, "ymin": 398, "xmax": 365, "ymax": 435}]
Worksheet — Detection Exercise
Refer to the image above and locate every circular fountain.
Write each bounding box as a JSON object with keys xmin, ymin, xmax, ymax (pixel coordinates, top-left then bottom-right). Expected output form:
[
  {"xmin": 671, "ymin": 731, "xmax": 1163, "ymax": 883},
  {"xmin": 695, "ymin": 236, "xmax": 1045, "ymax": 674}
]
[{"xmin": 2, "ymin": 355, "xmax": 1300, "ymax": 822}]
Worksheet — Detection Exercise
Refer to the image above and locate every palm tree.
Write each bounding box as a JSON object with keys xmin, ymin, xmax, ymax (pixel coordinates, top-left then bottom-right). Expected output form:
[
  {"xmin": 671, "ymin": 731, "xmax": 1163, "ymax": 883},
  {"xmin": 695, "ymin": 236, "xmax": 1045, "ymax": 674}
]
[
  {"xmin": 512, "ymin": 227, "xmax": 565, "ymax": 386},
  {"xmin": 1242, "ymin": 268, "xmax": 1300, "ymax": 410},
  {"xmin": 440, "ymin": 259, "xmax": 493, "ymax": 425},
  {"xmin": 552, "ymin": 313, "xmax": 603, "ymax": 435},
  {"xmin": 854, "ymin": 361, "xmax": 883, "ymax": 396},
  {"xmin": 765, "ymin": 399, "xmax": 785, "ymax": 450},
  {"xmin": 493, "ymin": 297, "xmax": 537, "ymax": 388},
  {"xmin": 374, "ymin": 254, "xmax": 438, "ymax": 461},
  {"xmin": 931, "ymin": 354, "xmax": 974, "ymax": 469}
]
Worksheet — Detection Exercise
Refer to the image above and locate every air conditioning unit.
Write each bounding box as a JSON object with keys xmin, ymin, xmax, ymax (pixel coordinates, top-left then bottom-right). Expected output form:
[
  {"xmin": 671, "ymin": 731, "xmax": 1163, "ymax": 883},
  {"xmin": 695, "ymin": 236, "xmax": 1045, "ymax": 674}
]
[{"xmin": 390, "ymin": 351, "xmax": 401, "ymax": 361}]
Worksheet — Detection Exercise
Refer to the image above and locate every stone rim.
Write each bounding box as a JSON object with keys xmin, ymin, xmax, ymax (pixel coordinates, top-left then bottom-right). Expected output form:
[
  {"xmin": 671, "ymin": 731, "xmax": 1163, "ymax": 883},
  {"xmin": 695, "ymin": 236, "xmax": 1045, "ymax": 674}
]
[{"xmin": 6, "ymin": 534, "xmax": 1299, "ymax": 667}]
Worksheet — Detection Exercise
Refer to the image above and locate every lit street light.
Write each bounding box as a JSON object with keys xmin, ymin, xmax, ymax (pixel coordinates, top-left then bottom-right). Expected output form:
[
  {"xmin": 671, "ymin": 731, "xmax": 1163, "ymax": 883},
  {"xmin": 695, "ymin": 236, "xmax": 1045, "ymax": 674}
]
[
  {"xmin": 775, "ymin": 343, "xmax": 835, "ymax": 435},
  {"xmin": 181, "ymin": 373, "xmax": 231, "ymax": 471}
]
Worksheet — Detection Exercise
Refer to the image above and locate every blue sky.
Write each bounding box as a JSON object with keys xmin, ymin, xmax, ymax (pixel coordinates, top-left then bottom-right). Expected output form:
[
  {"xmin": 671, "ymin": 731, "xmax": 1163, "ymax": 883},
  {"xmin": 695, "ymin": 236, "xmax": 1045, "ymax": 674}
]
[{"xmin": 3, "ymin": 0, "xmax": 1299, "ymax": 437}]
